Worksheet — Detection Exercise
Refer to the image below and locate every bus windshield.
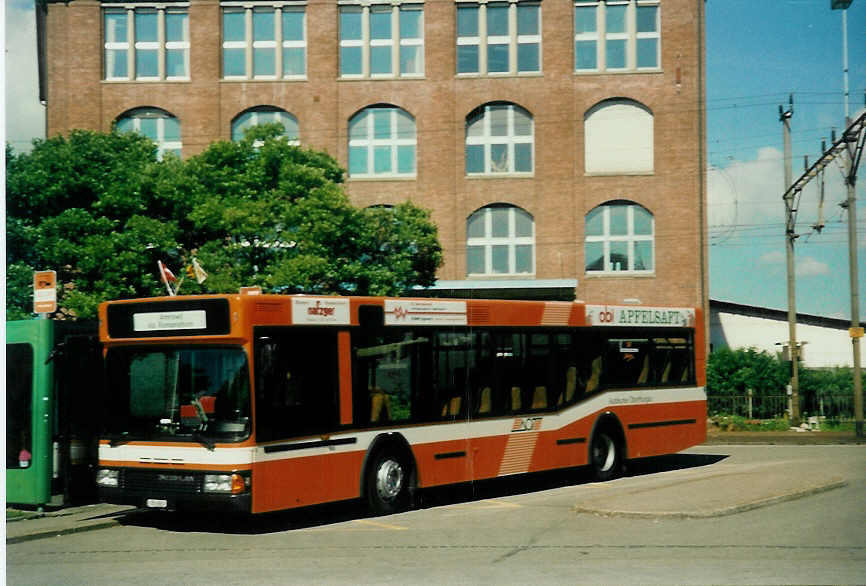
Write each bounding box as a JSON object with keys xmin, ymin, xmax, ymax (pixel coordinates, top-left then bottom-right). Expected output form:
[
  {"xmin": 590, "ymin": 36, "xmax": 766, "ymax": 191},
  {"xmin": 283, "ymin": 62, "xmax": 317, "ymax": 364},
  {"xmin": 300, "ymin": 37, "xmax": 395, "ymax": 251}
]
[{"xmin": 105, "ymin": 346, "xmax": 251, "ymax": 446}]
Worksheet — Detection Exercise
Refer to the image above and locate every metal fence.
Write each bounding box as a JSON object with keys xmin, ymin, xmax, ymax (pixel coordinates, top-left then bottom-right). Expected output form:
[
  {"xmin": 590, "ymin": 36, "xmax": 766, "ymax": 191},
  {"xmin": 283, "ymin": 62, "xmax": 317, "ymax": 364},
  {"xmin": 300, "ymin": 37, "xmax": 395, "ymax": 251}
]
[{"xmin": 707, "ymin": 394, "xmax": 855, "ymax": 420}]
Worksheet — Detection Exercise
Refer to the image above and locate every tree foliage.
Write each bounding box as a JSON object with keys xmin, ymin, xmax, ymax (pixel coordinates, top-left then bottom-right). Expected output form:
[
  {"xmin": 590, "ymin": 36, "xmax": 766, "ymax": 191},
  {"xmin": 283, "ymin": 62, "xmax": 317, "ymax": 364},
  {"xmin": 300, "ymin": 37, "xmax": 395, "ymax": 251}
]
[
  {"xmin": 6, "ymin": 127, "xmax": 442, "ymax": 320},
  {"xmin": 707, "ymin": 347, "xmax": 863, "ymax": 418}
]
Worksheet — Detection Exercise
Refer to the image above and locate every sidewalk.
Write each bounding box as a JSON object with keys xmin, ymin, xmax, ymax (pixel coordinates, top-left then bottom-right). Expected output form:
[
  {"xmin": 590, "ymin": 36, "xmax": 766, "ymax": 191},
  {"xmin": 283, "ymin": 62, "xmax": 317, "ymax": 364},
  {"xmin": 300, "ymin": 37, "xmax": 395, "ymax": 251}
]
[{"xmin": 5, "ymin": 503, "xmax": 137, "ymax": 544}]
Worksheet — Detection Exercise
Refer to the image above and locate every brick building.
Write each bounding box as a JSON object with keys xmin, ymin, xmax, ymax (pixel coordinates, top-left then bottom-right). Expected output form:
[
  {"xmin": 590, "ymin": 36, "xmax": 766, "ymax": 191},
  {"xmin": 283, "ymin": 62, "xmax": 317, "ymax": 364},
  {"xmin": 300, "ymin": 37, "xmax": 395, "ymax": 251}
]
[{"xmin": 38, "ymin": 0, "xmax": 707, "ymax": 309}]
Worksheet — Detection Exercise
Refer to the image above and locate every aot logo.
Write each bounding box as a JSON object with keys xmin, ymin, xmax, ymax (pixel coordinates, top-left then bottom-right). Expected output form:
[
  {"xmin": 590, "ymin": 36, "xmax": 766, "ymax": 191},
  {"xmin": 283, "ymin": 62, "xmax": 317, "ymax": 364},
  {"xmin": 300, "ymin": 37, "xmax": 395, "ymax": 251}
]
[
  {"xmin": 512, "ymin": 417, "xmax": 542, "ymax": 432},
  {"xmin": 307, "ymin": 301, "xmax": 335, "ymax": 317}
]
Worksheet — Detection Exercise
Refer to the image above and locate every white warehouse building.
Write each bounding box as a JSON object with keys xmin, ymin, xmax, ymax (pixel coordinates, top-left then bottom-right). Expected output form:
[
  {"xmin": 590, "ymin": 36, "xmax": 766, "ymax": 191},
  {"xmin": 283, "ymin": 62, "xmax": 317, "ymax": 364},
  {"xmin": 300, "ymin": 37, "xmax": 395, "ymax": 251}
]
[{"xmin": 710, "ymin": 300, "xmax": 864, "ymax": 369}]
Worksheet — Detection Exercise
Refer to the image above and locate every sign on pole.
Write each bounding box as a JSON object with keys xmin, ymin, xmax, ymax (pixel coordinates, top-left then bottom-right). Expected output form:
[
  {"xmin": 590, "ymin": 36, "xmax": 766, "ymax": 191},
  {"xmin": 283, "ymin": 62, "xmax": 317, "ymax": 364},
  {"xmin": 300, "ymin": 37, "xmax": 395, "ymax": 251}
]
[{"xmin": 33, "ymin": 270, "xmax": 57, "ymax": 314}]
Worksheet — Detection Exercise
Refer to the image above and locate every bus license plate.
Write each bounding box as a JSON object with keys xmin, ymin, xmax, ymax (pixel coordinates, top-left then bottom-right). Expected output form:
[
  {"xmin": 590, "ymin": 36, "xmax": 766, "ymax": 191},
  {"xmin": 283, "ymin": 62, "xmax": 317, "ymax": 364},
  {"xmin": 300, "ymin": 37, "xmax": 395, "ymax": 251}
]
[{"xmin": 146, "ymin": 499, "xmax": 168, "ymax": 509}]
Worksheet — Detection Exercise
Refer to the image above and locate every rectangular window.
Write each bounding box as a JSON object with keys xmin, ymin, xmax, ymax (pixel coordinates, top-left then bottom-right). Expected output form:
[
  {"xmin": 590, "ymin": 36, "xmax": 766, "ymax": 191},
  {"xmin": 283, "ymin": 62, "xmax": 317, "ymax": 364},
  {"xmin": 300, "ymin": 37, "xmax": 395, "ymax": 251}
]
[
  {"xmin": 456, "ymin": 4, "xmax": 480, "ymax": 74},
  {"xmin": 399, "ymin": 6, "xmax": 424, "ymax": 75},
  {"xmin": 457, "ymin": 2, "xmax": 541, "ymax": 76},
  {"xmin": 253, "ymin": 8, "xmax": 277, "ymax": 77},
  {"xmin": 340, "ymin": 3, "xmax": 424, "ymax": 79},
  {"xmin": 282, "ymin": 9, "xmax": 306, "ymax": 76},
  {"xmin": 103, "ymin": 6, "xmax": 189, "ymax": 81},
  {"xmin": 104, "ymin": 10, "xmax": 129, "ymax": 79},
  {"xmin": 353, "ymin": 329, "xmax": 430, "ymax": 424},
  {"xmin": 222, "ymin": 3, "xmax": 307, "ymax": 80},
  {"xmin": 574, "ymin": 0, "xmax": 660, "ymax": 73},
  {"xmin": 255, "ymin": 330, "xmax": 339, "ymax": 440},
  {"xmin": 164, "ymin": 10, "xmax": 190, "ymax": 79},
  {"xmin": 6, "ymin": 344, "xmax": 34, "ymax": 469}
]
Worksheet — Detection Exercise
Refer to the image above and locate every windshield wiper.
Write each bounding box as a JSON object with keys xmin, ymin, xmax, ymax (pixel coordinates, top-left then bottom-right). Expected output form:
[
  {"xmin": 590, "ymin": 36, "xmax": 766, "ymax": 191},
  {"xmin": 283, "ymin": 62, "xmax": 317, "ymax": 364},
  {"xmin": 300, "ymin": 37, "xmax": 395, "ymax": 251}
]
[
  {"xmin": 109, "ymin": 433, "xmax": 131, "ymax": 447},
  {"xmin": 192, "ymin": 431, "xmax": 215, "ymax": 451}
]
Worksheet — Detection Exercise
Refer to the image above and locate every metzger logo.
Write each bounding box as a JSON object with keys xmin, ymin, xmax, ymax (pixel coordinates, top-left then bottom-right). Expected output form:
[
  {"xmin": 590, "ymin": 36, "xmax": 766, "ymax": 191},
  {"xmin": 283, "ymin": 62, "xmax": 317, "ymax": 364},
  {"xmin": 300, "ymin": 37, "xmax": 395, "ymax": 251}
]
[{"xmin": 307, "ymin": 301, "xmax": 335, "ymax": 317}]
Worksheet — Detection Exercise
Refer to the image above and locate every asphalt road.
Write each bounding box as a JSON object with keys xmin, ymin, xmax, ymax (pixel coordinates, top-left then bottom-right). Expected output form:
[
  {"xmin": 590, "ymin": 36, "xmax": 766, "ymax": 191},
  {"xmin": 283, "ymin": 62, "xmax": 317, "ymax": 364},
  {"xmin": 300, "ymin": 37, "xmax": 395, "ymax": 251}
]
[{"xmin": 6, "ymin": 444, "xmax": 865, "ymax": 585}]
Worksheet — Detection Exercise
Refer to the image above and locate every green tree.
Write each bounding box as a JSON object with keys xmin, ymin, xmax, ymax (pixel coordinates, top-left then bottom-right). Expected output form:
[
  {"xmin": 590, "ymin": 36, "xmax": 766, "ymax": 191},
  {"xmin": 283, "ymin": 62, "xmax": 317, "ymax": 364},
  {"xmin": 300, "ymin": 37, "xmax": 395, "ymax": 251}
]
[
  {"xmin": 706, "ymin": 347, "xmax": 788, "ymax": 396},
  {"xmin": 6, "ymin": 127, "xmax": 442, "ymax": 319}
]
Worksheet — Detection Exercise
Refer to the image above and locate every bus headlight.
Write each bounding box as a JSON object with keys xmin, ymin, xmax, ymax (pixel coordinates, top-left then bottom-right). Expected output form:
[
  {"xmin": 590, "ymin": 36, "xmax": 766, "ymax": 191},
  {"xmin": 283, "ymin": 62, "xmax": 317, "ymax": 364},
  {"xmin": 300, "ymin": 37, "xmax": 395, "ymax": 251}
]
[
  {"xmin": 96, "ymin": 469, "xmax": 119, "ymax": 487},
  {"xmin": 204, "ymin": 473, "xmax": 247, "ymax": 495}
]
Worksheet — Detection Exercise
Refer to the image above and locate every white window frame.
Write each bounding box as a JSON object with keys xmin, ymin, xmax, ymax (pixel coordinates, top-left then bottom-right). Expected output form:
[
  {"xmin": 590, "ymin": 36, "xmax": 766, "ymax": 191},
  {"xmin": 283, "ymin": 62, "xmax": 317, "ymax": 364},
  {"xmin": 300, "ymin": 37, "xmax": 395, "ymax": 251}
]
[
  {"xmin": 348, "ymin": 106, "xmax": 417, "ymax": 179},
  {"xmin": 339, "ymin": 1, "xmax": 425, "ymax": 79},
  {"xmin": 231, "ymin": 107, "xmax": 300, "ymax": 143},
  {"xmin": 465, "ymin": 103, "xmax": 534, "ymax": 176},
  {"xmin": 573, "ymin": 0, "xmax": 660, "ymax": 73},
  {"xmin": 116, "ymin": 108, "xmax": 182, "ymax": 160},
  {"xmin": 456, "ymin": 1, "xmax": 541, "ymax": 76},
  {"xmin": 221, "ymin": 1, "xmax": 308, "ymax": 81},
  {"xmin": 466, "ymin": 205, "xmax": 535, "ymax": 277},
  {"xmin": 584, "ymin": 202, "xmax": 654, "ymax": 275},
  {"xmin": 103, "ymin": 4, "xmax": 190, "ymax": 81}
]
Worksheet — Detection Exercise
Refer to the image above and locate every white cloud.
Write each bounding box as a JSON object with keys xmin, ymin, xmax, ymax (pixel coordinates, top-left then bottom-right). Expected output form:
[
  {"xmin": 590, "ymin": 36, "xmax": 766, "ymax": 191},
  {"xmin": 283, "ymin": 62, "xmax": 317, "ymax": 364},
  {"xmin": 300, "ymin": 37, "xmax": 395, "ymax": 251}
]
[
  {"xmin": 759, "ymin": 250, "xmax": 785, "ymax": 265},
  {"xmin": 5, "ymin": 0, "xmax": 45, "ymax": 153},
  {"xmin": 796, "ymin": 256, "xmax": 830, "ymax": 277}
]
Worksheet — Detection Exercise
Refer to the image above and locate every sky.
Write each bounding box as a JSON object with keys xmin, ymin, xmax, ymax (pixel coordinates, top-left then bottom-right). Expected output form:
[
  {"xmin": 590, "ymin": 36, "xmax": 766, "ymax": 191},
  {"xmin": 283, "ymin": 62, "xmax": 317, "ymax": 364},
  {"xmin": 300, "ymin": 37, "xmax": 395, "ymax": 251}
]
[{"xmin": 3, "ymin": 0, "xmax": 865, "ymax": 320}]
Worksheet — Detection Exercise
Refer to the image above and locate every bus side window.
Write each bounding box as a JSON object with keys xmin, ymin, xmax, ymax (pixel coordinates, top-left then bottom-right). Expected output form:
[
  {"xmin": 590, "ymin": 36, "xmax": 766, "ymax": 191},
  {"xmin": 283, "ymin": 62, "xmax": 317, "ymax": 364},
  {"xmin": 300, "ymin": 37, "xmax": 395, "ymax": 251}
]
[
  {"xmin": 254, "ymin": 330, "xmax": 339, "ymax": 441},
  {"xmin": 354, "ymin": 329, "xmax": 427, "ymax": 425}
]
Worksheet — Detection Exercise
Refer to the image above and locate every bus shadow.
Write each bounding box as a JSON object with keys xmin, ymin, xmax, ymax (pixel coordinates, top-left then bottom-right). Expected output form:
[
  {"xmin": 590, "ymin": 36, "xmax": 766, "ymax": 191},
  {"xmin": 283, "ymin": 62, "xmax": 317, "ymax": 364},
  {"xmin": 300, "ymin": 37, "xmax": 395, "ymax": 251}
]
[{"xmin": 117, "ymin": 453, "xmax": 729, "ymax": 535}]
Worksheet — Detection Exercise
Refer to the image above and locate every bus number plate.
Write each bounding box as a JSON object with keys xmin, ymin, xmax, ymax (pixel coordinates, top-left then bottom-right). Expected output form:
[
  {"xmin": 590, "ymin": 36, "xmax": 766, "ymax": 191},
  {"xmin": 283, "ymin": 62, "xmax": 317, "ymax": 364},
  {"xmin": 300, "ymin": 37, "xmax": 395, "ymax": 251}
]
[{"xmin": 146, "ymin": 499, "xmax": 168, "ymax": 509}]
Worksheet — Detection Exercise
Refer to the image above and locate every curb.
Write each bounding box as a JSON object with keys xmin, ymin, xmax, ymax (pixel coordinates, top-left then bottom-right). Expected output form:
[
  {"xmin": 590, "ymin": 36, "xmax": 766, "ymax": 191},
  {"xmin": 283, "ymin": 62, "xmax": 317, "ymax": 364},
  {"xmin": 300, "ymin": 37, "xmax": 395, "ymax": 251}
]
[
  {"xmin": 573, "ymin": 478, "xmax": 849, "ymax": 520},
  {"xmin": 6, "ymin": 518, "xmax": 124, "ymax": 545}
]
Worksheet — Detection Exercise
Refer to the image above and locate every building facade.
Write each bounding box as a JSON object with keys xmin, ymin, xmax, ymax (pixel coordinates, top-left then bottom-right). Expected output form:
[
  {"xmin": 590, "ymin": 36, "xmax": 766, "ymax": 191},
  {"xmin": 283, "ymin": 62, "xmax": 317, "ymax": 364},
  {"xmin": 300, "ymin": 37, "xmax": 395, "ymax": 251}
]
[{"xmin": 41, "ymin": 0, "xmax": 707, "ymax": 309}]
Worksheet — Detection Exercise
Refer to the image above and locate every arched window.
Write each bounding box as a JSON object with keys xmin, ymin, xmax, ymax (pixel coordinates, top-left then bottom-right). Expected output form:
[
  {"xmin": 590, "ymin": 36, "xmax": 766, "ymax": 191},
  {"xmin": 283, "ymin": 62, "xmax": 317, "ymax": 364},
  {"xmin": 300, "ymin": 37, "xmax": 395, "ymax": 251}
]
[
  {"xmin": 466, "ymin": 103, "xmax": 533, "ymax": 175},
  {"xmin": 348, "ymin": 106, "xmax": 416, "ymax": 178},
  {"xmin": 115, "ymin": 107, "xmax": 181, "ymax": 159},
  {"xmin": 585, "ymin": 201, "xmax": 654, "ymax": 274},
  {"xmin": 584, "ymin": 99, "xmax": 653, "ymax": 174},
  {"xmin": 466, "ymin": 204, "xmax": 534, "ymax": 276},
  {"xmin": 231, "ymin": 107, "xmax": 300, "ymax": 143}
]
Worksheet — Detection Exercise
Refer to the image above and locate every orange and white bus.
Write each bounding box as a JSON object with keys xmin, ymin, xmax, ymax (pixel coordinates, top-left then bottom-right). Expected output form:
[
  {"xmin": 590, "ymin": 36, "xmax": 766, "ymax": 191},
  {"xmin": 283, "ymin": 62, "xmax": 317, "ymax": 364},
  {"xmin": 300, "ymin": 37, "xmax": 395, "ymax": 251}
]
[{"xmin": 96, "ymin": 293, "xmax": 706, "ymax": 515}]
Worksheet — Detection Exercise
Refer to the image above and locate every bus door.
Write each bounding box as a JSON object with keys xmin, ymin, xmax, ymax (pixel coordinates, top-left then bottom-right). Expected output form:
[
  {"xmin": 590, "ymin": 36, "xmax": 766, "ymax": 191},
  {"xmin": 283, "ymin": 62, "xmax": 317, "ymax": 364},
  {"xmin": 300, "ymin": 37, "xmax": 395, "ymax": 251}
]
[
  {"xmin": 6, "ymin": 320, "xmax": 54, "ymax": 507},
  {"xmin": 52, "ymin": 324, "xmax": 103, "ymax": 504}
]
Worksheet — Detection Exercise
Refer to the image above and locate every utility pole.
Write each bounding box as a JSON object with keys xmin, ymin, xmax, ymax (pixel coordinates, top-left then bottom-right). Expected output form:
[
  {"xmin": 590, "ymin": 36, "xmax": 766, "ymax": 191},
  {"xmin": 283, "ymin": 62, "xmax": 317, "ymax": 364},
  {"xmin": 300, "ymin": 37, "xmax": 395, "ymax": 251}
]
[
  {"xmin": 780, "ymin": 95, "xmax": 800, "ymax": 426},
  {"xmin": 833, "ymin": 0, "xmax": 861, "ymax": 438},
  {"xmin": 782, "ymin": 109, "xmax": 865, "ymax": 438},
  {"xmin": 843, "ymin": 128, "xmax": 863, "ymax": 438}
]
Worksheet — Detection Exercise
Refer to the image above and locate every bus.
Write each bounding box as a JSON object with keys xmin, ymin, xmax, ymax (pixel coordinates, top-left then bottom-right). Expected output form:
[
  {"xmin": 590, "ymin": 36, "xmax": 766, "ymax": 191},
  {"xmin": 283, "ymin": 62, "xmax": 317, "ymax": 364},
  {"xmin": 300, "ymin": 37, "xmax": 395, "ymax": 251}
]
[
  {"xmin": 96, "ymin": 294, "xmax": 706, "ymax": 515},
  {"xmin": 6, "ymin": 319, "xmax": 102, "ymax": 508}
]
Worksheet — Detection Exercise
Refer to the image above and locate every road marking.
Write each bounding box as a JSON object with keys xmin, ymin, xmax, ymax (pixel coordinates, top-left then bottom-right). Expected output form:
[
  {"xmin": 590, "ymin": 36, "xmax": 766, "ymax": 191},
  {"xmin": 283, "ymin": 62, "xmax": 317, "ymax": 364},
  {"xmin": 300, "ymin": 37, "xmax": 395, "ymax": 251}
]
[
  {"xmin": 476, "ymin": 499, "xmax": 522, "ymax": 509},
  {"xmin": 353, "ymin": 519, "xmax": 408, "ymax": 531}
]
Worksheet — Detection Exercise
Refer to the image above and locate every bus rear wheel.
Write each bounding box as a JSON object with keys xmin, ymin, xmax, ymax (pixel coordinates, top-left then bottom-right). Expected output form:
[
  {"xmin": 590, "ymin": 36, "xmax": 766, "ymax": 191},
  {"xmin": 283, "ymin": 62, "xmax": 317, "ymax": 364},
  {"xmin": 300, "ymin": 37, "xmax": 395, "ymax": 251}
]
[
  {"xmin": 590, "ymin": 428, "xmax": 622, "ymax": 482},
  {"xmin": 366, "ymin": 449, "xmax": 411, "ymax": 516}
]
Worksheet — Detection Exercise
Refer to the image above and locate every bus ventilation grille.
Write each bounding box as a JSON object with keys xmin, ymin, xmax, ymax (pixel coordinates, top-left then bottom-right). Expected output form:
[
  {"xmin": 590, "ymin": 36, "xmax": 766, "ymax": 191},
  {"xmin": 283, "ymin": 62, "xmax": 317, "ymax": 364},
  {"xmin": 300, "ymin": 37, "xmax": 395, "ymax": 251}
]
[{"xmin": 468, "ymin": 305, "xmax": 491, "ymax": 324}]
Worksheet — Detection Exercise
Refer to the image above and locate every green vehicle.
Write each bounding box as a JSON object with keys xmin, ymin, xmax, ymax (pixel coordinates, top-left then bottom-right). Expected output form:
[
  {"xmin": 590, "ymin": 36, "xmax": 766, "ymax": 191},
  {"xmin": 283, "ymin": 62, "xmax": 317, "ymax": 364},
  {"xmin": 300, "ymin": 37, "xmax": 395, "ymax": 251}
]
[{"xmin": 6, "ymin": 319, "xmax": 102, "ymax": 508}]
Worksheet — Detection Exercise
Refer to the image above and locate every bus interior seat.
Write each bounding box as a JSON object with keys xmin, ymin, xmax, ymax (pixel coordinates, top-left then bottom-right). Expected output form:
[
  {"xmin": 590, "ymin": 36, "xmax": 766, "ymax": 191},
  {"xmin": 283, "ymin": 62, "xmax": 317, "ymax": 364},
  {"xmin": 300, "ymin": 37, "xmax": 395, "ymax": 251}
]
[
  {"xmin": 510, "ymin": 387, "xmax": 522, "ymax": 412},
  {"xmin": 564, "ymin": 366, "xmax": 577, "ymax": 403},
  {"xmin": 661, "ymin": 359, "xmax": 672, "ymax": 383},
  {"xmin": 442, "ymin": 395, "xmax": 462, "ymax": 417},
  {"xmin": 477, "ymin": 387, "xmax": 492, "ymax": 415},
  {"xmin": 586, "ymin": 357, "xmax": 602, "ymax": 393},
  {"xmin": 637, "ymin": 354, "xmax": 650, "ymax": 384},
  {"xmin": 531, "ymin": 386, "xmax": 547, "ymax": 410},
  {"xmin": 370, "ymin": 388, "xmax": 391, "ymax": 422}
]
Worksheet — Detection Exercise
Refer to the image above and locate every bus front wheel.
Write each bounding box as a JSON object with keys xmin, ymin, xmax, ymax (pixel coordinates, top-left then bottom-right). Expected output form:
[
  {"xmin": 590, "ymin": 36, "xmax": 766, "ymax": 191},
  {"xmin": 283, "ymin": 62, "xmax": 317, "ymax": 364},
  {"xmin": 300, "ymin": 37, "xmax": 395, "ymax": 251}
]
[
  {"xmin": 590, "ymin": 428, "xmax": 622, "ymax": 482},
  {"xmin": 365, "ymin": 449, "xmax": 411, "ymax": 516}
]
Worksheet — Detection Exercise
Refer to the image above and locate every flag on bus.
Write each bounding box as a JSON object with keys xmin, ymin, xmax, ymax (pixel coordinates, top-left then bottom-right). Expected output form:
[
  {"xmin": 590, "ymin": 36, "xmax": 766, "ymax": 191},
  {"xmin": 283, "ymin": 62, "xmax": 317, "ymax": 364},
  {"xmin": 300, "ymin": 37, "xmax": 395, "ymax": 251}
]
[
  {"xmin": 157, "ymin": 261, "xmax": 177, "ymax": 296},
  {"xmin": 190, "ymin": 258, "xmax": 207, "ymax": 284}
]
